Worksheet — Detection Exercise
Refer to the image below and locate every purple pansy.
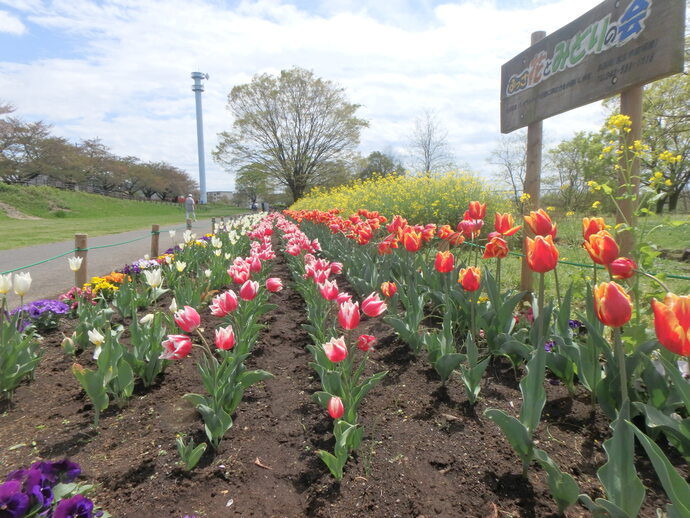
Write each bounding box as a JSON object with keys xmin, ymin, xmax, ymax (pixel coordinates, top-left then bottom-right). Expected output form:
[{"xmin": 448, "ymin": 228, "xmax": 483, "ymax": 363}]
[
  {"xmin": 53, "ymin": 494, "xmax": 94, "ymax": 518},
  {"xmin": 0, "ymin": 480, "xmax": 30, "ymax": 518}
]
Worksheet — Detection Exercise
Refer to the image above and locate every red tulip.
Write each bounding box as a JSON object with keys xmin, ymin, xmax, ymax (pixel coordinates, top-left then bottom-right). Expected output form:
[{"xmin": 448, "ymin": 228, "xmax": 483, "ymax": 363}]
[
  {"xmin": 483, "ymin": 236, "xmax": 509, "ymax": 259},
  {"xmin": 336, "ymin": 292, "xmax": 352, "ymax": 305},
  {"xmin": 651, "ymin": 294, "xmax": 690, "ymax": 355},
  {"xmin": 338, "ymin": 300, "xmax": 360, "ymax": 330},
  {"xmin": 266, "ymin": 277, "xmax": 283, "ymax": 292},
  {"xmin": 319, "ymin": 279, "xmax": 339, "ymax": 301},
  {"xmin": 457, "ymin": 218, "xmax": 483, "ymax": 239},
  {"xmin": 328, "ymin": 396, "xmax": 344, "ymax": 419},
  {"xmin": 434, "ymin": 251, "xmax": 455, "ymax": 273},
  {"xmin": 525, "ymin": 235, "xmax": 559, "ymax": 273},
  {"xmin": 323, "ymin": 336, "xmax": 348, "ymax": 362},
  {"xmin": 380, "ymin": 281, "xmax": 397, "ymax": 298},
  {"xmin": 458, "ymin": 266, "xmax": 481, "ymax": 292},
  {"xmin": 437, "ymin": 224, "xmax": 454, "ymax": 240},
  {"xmin": 214, "ymin": 325, "xmax": 236, "ymax": 350},
  {"xmin": 239, "ymin": 280, "xmax": 259, "ymax": 301},
  {"xmin": 524, "ymin": 209, "xmax": 557, "ymax": 238},
  {"xmin": 401, "ymin": 229, "xmax": 422, "ymax": 252},
  {"xmin": 357, "ymin": 334, "xmax": 376, "ymax": 352},
  {"xmin": 494, "ymin": 212, "xmax": 522, "ymax": 236},
  {"xmin": 210, "ymin": 290, "xmax": 238, "ymax": 317},
  {"xmin": 594, "ymin": 282, "xmax": 632, "ymax": 327},
  {"xmin": 584, "ymin": 230, "xmax": 619, "ymax": 266},
  {"xmin": 467, "ymin": 201, "xmax": 487, "ymax": 220},
  {"xmin": 174, "ymin": 306, "xmax": 201, "ymax": 333},
  {"xmin": 160, "ymin": 334, "xmax": 193, "ymax": 360},
  {"xmin": 582, "ymin": 217, "xmax": 606, "ymax": 241},
  {"xmin": 330, "ymin": 262, "xmax": 343, "ymax": 274},
  {"xmin": 362, "ymin": 292, "xmax": 387, "ymax": 317},
  {"xmin": 249, "ymin": 255, "xmax": 262, "ymax": 273},
  {"xmin": 609, "ymin": 257, "xmax": 637, "ymax": 280}
]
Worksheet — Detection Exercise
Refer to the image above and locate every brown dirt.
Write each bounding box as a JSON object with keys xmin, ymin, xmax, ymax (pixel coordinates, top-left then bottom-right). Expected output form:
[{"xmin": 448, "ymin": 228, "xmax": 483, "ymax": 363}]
[
  {"xmin": 0, "ymin": 201, "xmax": 41, "ymax": 219},
  {"xmin": 0, "ymin": 249, "xmax": 684, "ymax": 517}
]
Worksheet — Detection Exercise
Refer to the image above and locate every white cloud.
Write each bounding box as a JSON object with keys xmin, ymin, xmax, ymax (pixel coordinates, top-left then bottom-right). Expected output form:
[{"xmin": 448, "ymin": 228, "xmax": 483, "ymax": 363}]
[
  {"xmin": 0, "ymin": 9, "xmax": 26, "ymax": 34},
  {"xmin": 0, "ymin": 0, "xmax": 610, "ymax": 193}
]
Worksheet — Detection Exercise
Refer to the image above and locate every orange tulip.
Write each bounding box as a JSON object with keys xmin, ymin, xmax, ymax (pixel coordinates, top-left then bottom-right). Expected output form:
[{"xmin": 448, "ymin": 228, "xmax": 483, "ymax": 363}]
[
  {"xmin": 483, "ymin": 236, "xmax": 509, "ymax": 259},
  {"xmin": 594, "ymin": 282, "xmax": 632, "ymax": 327},
  {"xmin": 524, "ymin": 209, "xmax": 557, "ymax": 238},
  {"xmin": 584, "ymin": 230, "xmax": 619, "ymax": 266},
  {"xmin": 494, "ymin": 212, "xmax": 522, "ymax": 237},
  {"xmin": 582, "ymin": 217, "xmax": 606, "ymax": 241},
  {"xmin": 380, "ymin": 281, "xmax": 397, "ymax": 298},
  {"xmin": 525, "ymin": 235, "xmax": 559, "ymax": 273},
  {"xmin": 467, "ymin": 201, "xmax": 487, "ymax": 220},
  {"xmin": 651, "ymin": 294, "xmax": 690, "ymax": 355},
  {"xmin": 434, "ymin": 251, "xmax": 455, "ymax": 273},
  {"xmin": 458, "ymin": 266, "xmax": 481, "ymax": 292},
  {"xmin": 401, "ymin": 229, "xmax": 422, "ymax": 252},
  {"xmin": 437, "ymin": 224, "xmax": 454, "ymax": 240}
]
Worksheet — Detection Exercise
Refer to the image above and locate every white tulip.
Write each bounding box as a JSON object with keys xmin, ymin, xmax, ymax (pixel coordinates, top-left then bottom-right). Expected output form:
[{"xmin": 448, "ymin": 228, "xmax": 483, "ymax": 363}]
[
  {"xmin": 68, "ymin": 256, "xmax": 83, "ymax": 272},
  {"xmin": 143, "ymin": 269, "xmax": 162, "ymax": 288},
  {"xmin": 169, "ymin": 298, "xmax": 178, "ymax": 313},
  {"xmin": 144, "ymin": 254, "xmax": 150, "ymax": 261},
  {"xmin": 182, "ymin": 230, "xmax": 192, "ymax": 243},
  {"xmin": 211, "ymin": 236, "xmax": 222, "ymax": 249},
  {"xmin": 214, "ymin": 250, "xmax": 222, "ymax": 257},
  {"xmin": 169, "ymin": 229, "xmax": 176, "ymax": 240},
  {"xmin": 204, "ymin": 269, "xmax": 212, "ymax": 278},
  {"xmin": 175, "ymin": 261, "xmax": 187, "ymax": 273},
  {"xmin": 88, "ymin": 329, "xmax": 104, "ymax": 346},
  {"xmin": 139, "ymin": 313, "xmax": 154, "ymax": 325},
  {"xmin": 13, "ymin": 272, "xmax": 32, "ymax": 296},
  {"xmin": 0, "ymin": 273, "xmax": 12, "ymax": 295}
]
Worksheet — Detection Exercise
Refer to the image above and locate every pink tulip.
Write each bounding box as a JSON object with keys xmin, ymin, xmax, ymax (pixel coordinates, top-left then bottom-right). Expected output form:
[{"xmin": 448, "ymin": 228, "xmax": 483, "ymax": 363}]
[
  {"xmin": 266, "ymin": 277, "xmax": 283, "ymax": 292},
  {"xmin": 336, "ymin": 292, "xmax": 352, "ymax": 305},
  {"xmin": 228, "ymin": 265, "xmax": 250, "ymax": 284},
  {"xmin": 361, "ymin": 292, "xmax": 387, "ymax": 317},
  {"xmin": 319, "ymin": 280, "xmax": 339, "ymax": 301},
  {"xmin": 357, "ymin": 334, "xmax": 376, "ymax": 352},
  {"xmin": 209, "ymin": 290, "xmax": 238, "ymax": 317},
  {"xmin": 323, "ymin": 336, "xmax": 348, "ymax": 362},
  {"xmin": 174, "ymin": 306, "xmax": 201, "ymax": 333},
  {"xmin": 338, "ymin": 300, "xmax": 360, "ymax": 330},
  {"xmin": 214, "ymin": 325, "xmax": 236, "ymax": 350},
  {"xmin": 160, "ymin": 334, "xmax": 192, "ymax": 360},
  {"xmin": 249, "ymin": 255, "xmax": 262, "ymax": 273},
  {"xmin": 328, "ymin": 396, "xmax": 344, "ymax": 419},
  {"xmin": 330, "ymin": 262, "xmax": 343, "ymax": 274},
  {"xmin": 239, "ymin": 280, "xmax": 260, "ymax": 301}
]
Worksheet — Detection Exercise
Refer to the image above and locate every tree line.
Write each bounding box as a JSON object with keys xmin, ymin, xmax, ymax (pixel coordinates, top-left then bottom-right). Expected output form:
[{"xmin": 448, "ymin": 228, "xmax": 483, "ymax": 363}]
[{"xmin": 0, "ymin": 103, "xmax": 198, "ymax": 201}]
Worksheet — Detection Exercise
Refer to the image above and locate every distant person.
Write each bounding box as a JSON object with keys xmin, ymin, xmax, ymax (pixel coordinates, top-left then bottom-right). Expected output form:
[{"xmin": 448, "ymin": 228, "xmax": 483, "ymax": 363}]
[
  {"xmin": 185, "ymin": 194, "xmax": 196, "ymax": 221},
  {"xmin": 251, "ymin": 201, "xmax": 258, "ymax": 211}
]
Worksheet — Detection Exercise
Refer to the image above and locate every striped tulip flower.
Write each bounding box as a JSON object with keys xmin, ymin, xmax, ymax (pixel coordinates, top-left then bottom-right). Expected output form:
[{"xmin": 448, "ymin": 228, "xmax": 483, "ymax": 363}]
[
  {"xmin": 174, "ymin": 306, "xmax": 201, "ymax": 333},
  {"xmin": 380, "ymin": 281, "xmax": 397, "ymax": 298},
  {"xmin": 239, "ymin": 280, "xmax": 260, "ymax": 301},
  {"xmin": 467, "ymin": 201, "xmax": 487, "ymax": 220},
  {"xmin": 594, "ymin": 281, "xmax": 632, "ymax": 328},
  {"xmin": 401, "ymin": 229, "xmax": 422, "ymax": 252},
  {"xmin": 609, "ymin": 257, "xmax": 637, "ymax": 280},
  {"xmin": 582, "ymin": 216, "xmax": 606, "ymax": 241},
  {"xmin": 584, "ymin": 230, "xmax": 619, "ymax": 266},
  {"xmin": 362, "ymin": 292, "xmax": 387, "ymax": 317},
  {"xmin": 494, "ymin": 212, "xmax": 522, "ymax": 236},
  {"xmin": 525, "ymin": 235, "xmax": 559, "ymax": 273},
  {"xmin": 328, "ymin": 396, "xmax": 344, "ymax": 419},
  {"xmin": 434, "ymin": 251, "xmax": 455, "ymax": 273},
  {"xmin": 319, "ymin": 279, "xmax": 339, "ymax": 301},
  {"xmin": 458, "ymin": 266, "xmax": 481, "ymax": 292},
  {"xmin": 357, "ymin": 334, "xmax": 376, "ymax": 352},
  {"xmin": 338, "ymin": 300, "xmax": 360, "ymax": 330},
  {"xmin": 266, "ymin": 277, "xmax": 283, "ymax": 292},
  {"xmin": 651, "ymin": 294, "xmax": 690, "ymax": 355},
  {"xmin": 323, "ymin": 336, "xmax": 348, "ymax": 363},
  {"xmin": 483, "ymin": 236, "xmax": 509, "ymax": 259},
  {"xmin": 160, "ymin": 334, "xmax": 193, "ymax": 360},
  {"xmin": 209, "ymin": 290, "xmax": 238, "ymax": 317},
  {"xmin": 524, "ymin": 209, "xmax": 557, "ymax": 238},
  {"xmin": 214, "ymin": 325, "xmax": 236, "ymax": 350}
]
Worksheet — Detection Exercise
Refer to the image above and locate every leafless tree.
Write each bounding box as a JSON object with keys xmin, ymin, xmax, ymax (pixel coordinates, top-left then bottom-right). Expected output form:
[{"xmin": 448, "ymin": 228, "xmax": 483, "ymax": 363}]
[
  {"xmin": 408, "ymin": 110, "xmax": 455, "ymax": 176},
  {"xmin": 488, "ymin": 130, "xmax": 527, "ymax": 206}
]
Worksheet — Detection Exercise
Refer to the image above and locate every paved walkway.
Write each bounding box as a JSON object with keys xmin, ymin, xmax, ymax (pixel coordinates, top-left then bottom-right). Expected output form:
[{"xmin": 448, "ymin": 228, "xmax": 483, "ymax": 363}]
[{"xmin": 0, "ymin": 219, "xmax": 219, "ymax": 310}]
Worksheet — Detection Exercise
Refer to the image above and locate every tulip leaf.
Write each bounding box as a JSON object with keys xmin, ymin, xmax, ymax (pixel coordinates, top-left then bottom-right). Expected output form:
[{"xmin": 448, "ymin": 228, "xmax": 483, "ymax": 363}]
[
  {"xmin": 317, "ymin": 450, "xmax": 344, "ymax": 481},
  {"xmin": 237, "ymin": 369, "xmax": 274, "ymax": 390},
  {"xmin": 597, "ymin": 403, "xmax": 645, "ymax": 517},
  {"xmin": 484, "ymin": 409, "xmax": 533, "ymax": 472},
  {"xmin": 433, "ymin": 353, "xmax": 464, "ymax": 382},
  {"xmin": 533, "ymin": 448, "xmax": 579, "ymax": 513},
  {"xmin": 519, "ymin": 345, "xmax": 546, "ymax": 435},
  {"xmin": 630, "ymin": 420, "xmax": 690, "ymax": 516},
  {"xmin": 578, "ymin": 494, "xmax": 632, "ymax": 518}
]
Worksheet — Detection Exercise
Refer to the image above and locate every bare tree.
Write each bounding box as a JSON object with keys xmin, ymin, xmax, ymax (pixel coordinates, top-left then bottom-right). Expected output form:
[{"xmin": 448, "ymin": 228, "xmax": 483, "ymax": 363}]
[
  {"xmin": 214, "ymin": 67, "xmax": 368, "ymax": 202},
  {"xmin": 408, "ymin": 110, "xmax": 454, "ymax": 176},
  {"xmin": 488, "ymin": 130, "xmax": 527, "ymax": 206}
]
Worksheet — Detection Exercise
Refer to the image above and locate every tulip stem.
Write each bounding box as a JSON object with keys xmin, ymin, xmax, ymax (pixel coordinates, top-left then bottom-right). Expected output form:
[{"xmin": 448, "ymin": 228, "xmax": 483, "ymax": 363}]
[
  {"xmin": 613, "ymin": 327, "xmax": 629, "ymax": 407},
  {"xmin": 636, "ymin": 270, "xmax": 671, "ymax": 294},
  {"xmin": 553, "ymin": 267, "xmax": 562, "ymax": 308},
  {"xmin": 537, "ymin": 273, "xmax": 545, "ymax": 348},
  {"xmin": 496, "ymin": 258, "xmax": 501, "ymax": 292},
  {"xmin": 592, "ymin": 262, "xmax": 597, "ymax": 286}
]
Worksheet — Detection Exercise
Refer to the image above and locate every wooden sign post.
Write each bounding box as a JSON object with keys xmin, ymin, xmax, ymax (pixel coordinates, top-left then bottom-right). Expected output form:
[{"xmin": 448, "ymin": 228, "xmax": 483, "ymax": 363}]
[{"xmin": 500, "ymin": 0, "xmax": 686, "ymax": 291}]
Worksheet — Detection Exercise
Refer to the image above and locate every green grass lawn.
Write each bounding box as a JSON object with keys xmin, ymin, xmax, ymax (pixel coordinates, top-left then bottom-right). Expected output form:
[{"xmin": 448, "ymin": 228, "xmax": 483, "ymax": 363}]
[{"xmin": 0, "ymin": 184, "xmax": 247, "ymax": 249}]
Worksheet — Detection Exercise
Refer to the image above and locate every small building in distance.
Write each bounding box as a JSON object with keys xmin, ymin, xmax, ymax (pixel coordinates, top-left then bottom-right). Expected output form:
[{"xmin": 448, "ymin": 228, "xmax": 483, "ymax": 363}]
[{"xmin": 207, "ymin": 191, "xmax": 234, "ymax": 203}]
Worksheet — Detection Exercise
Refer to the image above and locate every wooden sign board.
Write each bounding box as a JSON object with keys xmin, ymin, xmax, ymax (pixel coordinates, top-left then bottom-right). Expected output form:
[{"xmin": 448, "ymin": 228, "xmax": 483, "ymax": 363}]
[{"xmin": 500, "ymin": 0, "xmax": 685, "ymax": 133}]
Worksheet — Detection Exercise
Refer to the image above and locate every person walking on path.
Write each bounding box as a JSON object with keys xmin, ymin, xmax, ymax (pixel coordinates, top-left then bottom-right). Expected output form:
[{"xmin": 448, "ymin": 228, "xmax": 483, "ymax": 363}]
[{"xmin": 185, "ymin": 194, "xmax": 197, "ymax": 221}]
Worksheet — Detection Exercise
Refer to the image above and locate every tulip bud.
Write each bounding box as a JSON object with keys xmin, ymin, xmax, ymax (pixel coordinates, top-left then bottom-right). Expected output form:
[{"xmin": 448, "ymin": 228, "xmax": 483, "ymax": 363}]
[
  {"xmin": 328, "ymin": 396, "xmax": 344, "ymax": 419},
  {"xmin": 214, "ymin": 325, "xmax": 236, "ymax": 350},
  {"xmin": 0, "ymin": 273, "xmax": 12, "ymax": 295},
  {"xmin": 594, "ymin": 282, "xmax": 632, "ymax": 328},
  {"xmin": 380, "ymin": 281, "xmax": 397, "ymax": 298},
  {"xmin": 609, "ymin": 257, "xmax": 636, "ymax": 280},
  {"xmin": 174, "ymin": 306, "xmax": 201, "ymax": 333},
  {"xmin": 139, "ymin": 313, "xmax": 154, "ymax": 325},
  {"xmin": 323, "ymin": 336, "xmax": 348, "ymax": 362},
  {"xmin": 525, "ymin": 235, "xmax": 559, "ymax": 273},
  {"xmin": 338, "ymin": 300, "xmax": 360, "ymax": 330},
  {"xmin": 13, "ymin": 272, "xmax": 32, "ymax": 296}
]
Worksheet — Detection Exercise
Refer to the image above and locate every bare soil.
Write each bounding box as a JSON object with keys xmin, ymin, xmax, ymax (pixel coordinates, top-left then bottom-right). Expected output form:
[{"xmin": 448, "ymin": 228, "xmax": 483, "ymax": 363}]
[{"xmin": 0, "ymin": 249, "xmax": 684, "ymax": 517}]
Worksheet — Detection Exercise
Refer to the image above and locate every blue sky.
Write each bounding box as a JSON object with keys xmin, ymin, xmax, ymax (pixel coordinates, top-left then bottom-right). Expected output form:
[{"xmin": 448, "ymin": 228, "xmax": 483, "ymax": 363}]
[{"xmin": 0, "ymin": 0, "xmax": 610, "ymax": 192}]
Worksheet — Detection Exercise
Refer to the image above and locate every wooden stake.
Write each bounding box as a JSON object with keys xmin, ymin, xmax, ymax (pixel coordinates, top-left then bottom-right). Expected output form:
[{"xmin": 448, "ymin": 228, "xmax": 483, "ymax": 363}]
[
  {"xmin": 520, "ymin": 30, "xmax": 545, "ymax": 294},
  {"xmin": 150, "ymin": 224, "xmax": 160, "ymax": 258},
  {"xmin": 74, "ymin": 233, "xmax": 87, "ymax": 288}
]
